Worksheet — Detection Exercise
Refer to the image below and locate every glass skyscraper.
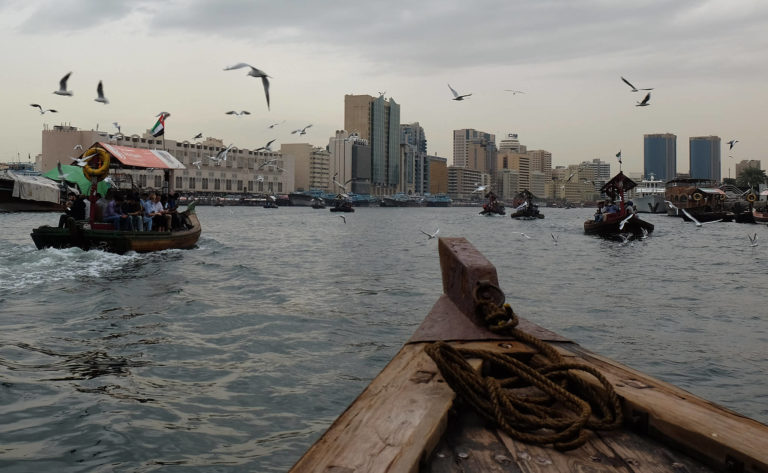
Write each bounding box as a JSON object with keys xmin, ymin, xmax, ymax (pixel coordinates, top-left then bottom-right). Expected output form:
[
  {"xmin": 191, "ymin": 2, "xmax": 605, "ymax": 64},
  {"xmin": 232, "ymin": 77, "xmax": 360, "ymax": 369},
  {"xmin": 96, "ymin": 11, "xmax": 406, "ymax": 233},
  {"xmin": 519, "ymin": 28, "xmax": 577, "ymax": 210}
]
[
  {"xmin": 643, "ymin": 133, "xmax": 676, "ymax": 182},
  {"xmin": 689, "ymin": 136, "xmax": 721, "ymax": 182}
]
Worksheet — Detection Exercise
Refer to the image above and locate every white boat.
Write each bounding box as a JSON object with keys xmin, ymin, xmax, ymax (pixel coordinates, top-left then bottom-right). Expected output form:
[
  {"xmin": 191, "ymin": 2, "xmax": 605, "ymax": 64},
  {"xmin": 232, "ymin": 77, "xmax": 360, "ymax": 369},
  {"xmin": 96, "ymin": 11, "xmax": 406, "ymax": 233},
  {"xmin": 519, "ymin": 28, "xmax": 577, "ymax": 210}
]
[
  {"xmin": 630, "ymin": 173, "xmax": 666, "ymax": 213},
  {"xmin": 0, "ymin": 168, "xmax": 66, "ymax": 212}
]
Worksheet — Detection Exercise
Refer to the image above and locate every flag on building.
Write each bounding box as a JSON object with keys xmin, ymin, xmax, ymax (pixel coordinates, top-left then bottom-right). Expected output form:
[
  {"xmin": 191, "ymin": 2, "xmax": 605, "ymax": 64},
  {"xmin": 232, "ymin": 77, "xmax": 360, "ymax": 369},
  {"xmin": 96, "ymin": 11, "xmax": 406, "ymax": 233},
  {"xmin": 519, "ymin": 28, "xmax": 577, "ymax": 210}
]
[
  {"xmin": 150, "ymin": 115, "xmax": 166, "ymax": 137},
  {"xmin": 616, "ymin": 150, "xmax": 622, "ymax": 163}
]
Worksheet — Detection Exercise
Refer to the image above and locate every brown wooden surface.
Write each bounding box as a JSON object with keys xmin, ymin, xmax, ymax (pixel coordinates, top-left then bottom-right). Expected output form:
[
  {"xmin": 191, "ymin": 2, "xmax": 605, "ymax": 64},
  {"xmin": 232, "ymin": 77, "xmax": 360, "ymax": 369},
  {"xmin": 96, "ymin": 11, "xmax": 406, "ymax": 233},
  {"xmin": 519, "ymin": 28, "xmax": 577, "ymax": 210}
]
[{"xmin": 291, "ymin": 237, "xmax": 768, "ymax": 473}]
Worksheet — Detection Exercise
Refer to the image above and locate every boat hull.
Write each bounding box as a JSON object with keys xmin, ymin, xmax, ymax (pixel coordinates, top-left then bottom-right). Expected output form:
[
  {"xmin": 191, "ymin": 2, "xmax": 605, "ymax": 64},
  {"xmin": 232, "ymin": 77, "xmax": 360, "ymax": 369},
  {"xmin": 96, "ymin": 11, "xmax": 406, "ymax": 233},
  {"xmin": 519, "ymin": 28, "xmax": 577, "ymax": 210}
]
[
  {"xmin": 31, "ymin": 213, "xmax": 201, "ymax": 254},
  {"xmin": 633, "ymin": 194, "xmax": 666, "ymax": 213},
  {"xmin": 584, "ymin": 213, "xmax": 654, "ymax": 240}
]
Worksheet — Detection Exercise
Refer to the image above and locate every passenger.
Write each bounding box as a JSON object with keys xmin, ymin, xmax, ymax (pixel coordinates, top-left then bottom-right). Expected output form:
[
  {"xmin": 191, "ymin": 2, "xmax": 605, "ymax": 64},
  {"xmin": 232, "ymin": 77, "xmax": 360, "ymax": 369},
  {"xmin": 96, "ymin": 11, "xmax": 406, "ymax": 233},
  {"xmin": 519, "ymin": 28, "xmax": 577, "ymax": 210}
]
[
  {"xmin": 95, "ymin": 191, "xmax": 109, "ymax": 222},
  {"xmin": 71, "ymin": 194, "xmax": 87, "ymax": 221},
  {"xmin": 123, "ymin": 193, "xmax": 144, "ymax": 231},
  {"xmin": 102, "ymin": 192, "xmax": 126, "ymax": 230},
  {"xmin": 165, "ymin": 192, "xmax": 181, "ymax": 230},
  {"xmin": 57, "ymin": 192, "xmax": 77, "ymax": 227},
  {"xmin": 594, "ymin": 203, "xmax": 603, "ymax": 222},
  {"xmin": 140, "ymin": 192, "xmax": 154, "ymax": 231},
  {"xmin": 150, "ymin": 194, "xmax": 166, "ymax": 231}
]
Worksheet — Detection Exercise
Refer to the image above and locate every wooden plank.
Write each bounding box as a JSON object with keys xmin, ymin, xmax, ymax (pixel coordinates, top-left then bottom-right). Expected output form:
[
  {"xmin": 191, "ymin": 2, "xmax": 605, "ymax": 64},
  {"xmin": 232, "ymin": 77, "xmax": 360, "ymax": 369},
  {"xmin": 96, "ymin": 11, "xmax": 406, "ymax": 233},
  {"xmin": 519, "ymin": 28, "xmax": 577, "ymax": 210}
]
[
  {"xmin": 438, "ymin": 237, "xmax": 499, "ymax": 325},
  {"xmin": 554, "ymin": 343, "xmax": 768, "ymax": 472}
]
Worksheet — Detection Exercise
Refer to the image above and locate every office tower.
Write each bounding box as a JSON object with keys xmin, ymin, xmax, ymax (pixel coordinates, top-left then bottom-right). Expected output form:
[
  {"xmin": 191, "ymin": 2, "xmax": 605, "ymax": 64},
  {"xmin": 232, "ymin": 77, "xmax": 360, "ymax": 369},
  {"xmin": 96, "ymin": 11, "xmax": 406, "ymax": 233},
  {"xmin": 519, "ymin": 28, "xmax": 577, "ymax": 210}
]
[
  {"xmin": 453, "ymin": 129, "xmax": 496, "ymax": 171},
  {"xmin": 328, "ymin": 130, "xmax": 371, "ymax": 195},
  {"xmin": 401, "ymin": 122, "xmax": 428, "ymax": 195},
  {"xmin": 689, "ymin": 136, "xmax": 721, "ymax": 182},
  {"xmin": 427, "ymin": 155, "xmax": 448, "ymax": 194},
  {"xmin": 643, "ymin": 133, "xmax": 676, "ymax": 181},
  {"xmin": 344, "ymin": 94, "xmax": 400, "ymax": 195}
]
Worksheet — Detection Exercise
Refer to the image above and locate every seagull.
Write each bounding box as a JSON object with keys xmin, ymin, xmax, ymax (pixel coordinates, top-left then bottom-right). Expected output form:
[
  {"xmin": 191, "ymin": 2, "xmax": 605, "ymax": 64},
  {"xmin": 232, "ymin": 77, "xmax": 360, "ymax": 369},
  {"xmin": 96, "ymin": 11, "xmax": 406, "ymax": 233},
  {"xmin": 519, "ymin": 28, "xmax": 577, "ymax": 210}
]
[
  {"xmin": 618, "ymin": 212, "xmax": 634, "ymax": 230},
  {"xmin": 256, "ymin": 175, "xmax": 264, "ymax": 182},
  {"xmin": 621, "ymin": 76, "xmax": 653, "ymax": 92},
  {"xmin": 112, "ymin": 122, "xmax": 121, "ymax": 134},
  {"xmin": 640, "ymin": 227, "xmax": 649, "ymax": 240},
  {"xmin": 338, "ymin": 215, "xmax": 346, "ymax": 224},
  {"xmin": 94, "ymin": 81, "xmax": 108, "ymax": 104},
  {"xmin": 619, "ymin": 233, "xmax": 631, "ymax": 245},
  {"xmin": 30, "ymin": 103, "xmax": 57, "ymax": 114},
  {"xmin": 472, "ymin": 184, "xmax": 488, "ymax": 193},
  {"xmin": 515, "ymin": 232, "xmax": 531, "ymax": 239},
  {"xmin": 258, "ymin": 158, "xmax": 278, "ymax": 169},
  {"xmin": 448, "ymin": 83, "xmax": 471, "ymax": 101},
  {"xmin": 193, "ymin": 132, "xmax": 203, "ymax": 140},
  {"xmin": 551, "ymin": 233, "xmax": 559, "ymax": 245},
  {"xmin": 223, "ymin": 62, "xmax": 271, "ymax": 110},
  {"xmin": 748, "ymin": 233, "xmax": 758, "ymax": 247},
  {"xmin": 727, "ymin": 140, "xmax": 739, "ymax": 150},
  {"xmin": 681, "ymin": 208, "xmax": 721, "ymax": 228},
  {"xmin": 636, "ymin": 92, "xmax": 651, "ymax": 107},
  {"xmin": 56, "ymin": 161, "xmax": 67, "ymax": 182},
  {"xmin": 71, "ymin": 153, "xmax": 96, "ymax": 166},
  {"xmin": 156, "ymin": 111, "xmax": 171, "ymax": 118},
  {"xmin": 504, "ymin": 90, "xmax": 525, "ymax": 95},
  {"xmin": 191, "ymin": 159, "xmax": 203, "ymax": 169},
  {"xmin": 226, "ymin": 110, "xmax": 250, "ymax": 116},
  {"xmin": 291, "ymin": 124, "xmax": 313, "ymax": 135},
  {"xmin": 208, "ymin": 144, "xmax": 233, "ymax": 164},
  {"xmin": 53, "ymin": 72, "xmax": 73, "ymax": 96},
  {"xmin": 267, "ymin": 120, "xmax": 285, "ymax": 129},
  {"xmin": 420, "ymin": 228, "xmax": 439, "ymax": 239},
  {"xmin": 73, "ymin": 144, "xmax": 83, "ymax": 151},
  {"xmin": 566, "ymin": 172, "xmax": 576, "ymax": 182},
  {"xmin": 256, "ymin": 139, "xmax": 276, "ymax": 152},
  {"xmin": 665, "ymin": 200, "xmax": 678, "ymax": 211}
]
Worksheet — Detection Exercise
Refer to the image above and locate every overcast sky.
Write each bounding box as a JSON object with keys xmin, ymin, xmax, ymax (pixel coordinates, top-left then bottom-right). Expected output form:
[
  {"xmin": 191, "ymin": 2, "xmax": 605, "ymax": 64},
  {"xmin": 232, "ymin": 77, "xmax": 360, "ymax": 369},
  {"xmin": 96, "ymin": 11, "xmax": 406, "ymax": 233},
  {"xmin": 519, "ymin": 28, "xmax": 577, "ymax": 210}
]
[{"xmin": 2, "ymin": 0, "xmax": 767, "ymax": 177}]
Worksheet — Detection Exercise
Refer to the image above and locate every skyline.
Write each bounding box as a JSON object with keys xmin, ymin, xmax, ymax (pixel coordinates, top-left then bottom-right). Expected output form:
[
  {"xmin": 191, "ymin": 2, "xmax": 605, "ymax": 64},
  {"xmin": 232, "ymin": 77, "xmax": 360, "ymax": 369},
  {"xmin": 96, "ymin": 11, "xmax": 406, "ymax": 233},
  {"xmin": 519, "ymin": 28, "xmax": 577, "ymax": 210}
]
[{"xmin": 2, "ymin": 0, "xmax": 766, "ymax": 178}]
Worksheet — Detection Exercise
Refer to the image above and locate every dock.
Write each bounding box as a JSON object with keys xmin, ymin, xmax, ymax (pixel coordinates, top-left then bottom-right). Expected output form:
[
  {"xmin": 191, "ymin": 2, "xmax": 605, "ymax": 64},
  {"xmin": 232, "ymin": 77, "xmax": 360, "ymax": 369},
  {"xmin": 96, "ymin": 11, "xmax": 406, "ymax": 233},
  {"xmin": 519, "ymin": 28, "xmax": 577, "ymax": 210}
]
[{"xmin": 290, "ymin": 237, "xmax": 768, "ymax": 473}]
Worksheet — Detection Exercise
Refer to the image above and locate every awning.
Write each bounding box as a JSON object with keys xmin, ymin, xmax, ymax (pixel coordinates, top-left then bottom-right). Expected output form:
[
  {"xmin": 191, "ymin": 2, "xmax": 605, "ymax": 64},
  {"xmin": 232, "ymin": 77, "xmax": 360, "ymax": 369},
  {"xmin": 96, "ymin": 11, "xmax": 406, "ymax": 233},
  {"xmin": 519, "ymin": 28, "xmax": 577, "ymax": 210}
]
[
  {"xmin": 761, "ymin": 190, "xmax": 768, "ymax": 196},
  {"xmin": 696, "ymin": 188, "xmax": 726, "ymax": 195},
  {"xmin": 96, "ymin": 142, "xmax": 186, "ymax": 170}
]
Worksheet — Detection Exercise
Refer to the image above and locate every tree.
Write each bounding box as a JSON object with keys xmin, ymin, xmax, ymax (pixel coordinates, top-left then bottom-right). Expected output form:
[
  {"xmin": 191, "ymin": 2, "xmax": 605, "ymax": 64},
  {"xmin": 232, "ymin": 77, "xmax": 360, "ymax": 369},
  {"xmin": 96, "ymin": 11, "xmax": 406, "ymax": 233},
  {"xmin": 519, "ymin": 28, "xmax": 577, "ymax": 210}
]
[{"xmin": 735, "ymin": 167, "xmax": 767, "ymax": 189}]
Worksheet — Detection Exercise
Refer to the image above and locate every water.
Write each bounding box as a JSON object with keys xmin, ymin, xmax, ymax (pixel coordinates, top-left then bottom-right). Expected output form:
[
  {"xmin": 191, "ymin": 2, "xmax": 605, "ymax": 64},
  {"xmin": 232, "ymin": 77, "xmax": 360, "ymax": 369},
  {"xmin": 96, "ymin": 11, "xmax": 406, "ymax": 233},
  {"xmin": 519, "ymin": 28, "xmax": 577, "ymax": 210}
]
[{"xmin": 1, "ymin": 206, "xmax": 767, "ymax": 472}]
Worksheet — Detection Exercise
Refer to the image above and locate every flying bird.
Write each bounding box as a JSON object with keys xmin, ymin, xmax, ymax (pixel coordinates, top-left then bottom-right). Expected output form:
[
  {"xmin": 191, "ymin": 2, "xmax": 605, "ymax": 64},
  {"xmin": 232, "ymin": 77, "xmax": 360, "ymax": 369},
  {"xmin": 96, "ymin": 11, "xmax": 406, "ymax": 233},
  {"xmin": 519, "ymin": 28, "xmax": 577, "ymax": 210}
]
[
  {"xmin": 94, "ymin": 80, "xmax": 108, "ymax": 104},
  {"xmin": 681, "ymin": 208, "xmax": 721, "ymax": 228},
  {"xmin": 30, "ymin": 104, "xmax": 57, "ymax": 114},
  {"xmin": 191, "ymin": 159, "xmax": 203, "ymax": 169},
  {"xmin": 551, "ymin": 233, "xmax": 559, "ymax": 245},
  {"xmin": 291, "ymin": 124, "xmax": 313, "ymax": 135},
  {"xmin": 420, "ymin": 228, "xmax": 439, "ymax": 239},
  {"xmin": 258, "ymin": 158, "xmax": 278, "ymax": 169},
  {"xmin": 208, "ymin": 144, "xmax": 234, "ymax": 164},
  {"xmin": 338, "ymin": 215, "xmax": 346, "ymax": 224},
  {"xmin": 193, "ymin": 132, "xmax": 203, "ymax": 140},
  {"xmin": 635, "ymin": 92, "xmax": 651, "ymax": 107},
  {"xmin": 640, "ymin": 228, "xmax": 649, "ymax": 240},
  {"xmin": 748, "ymin": 233, "xmax": 758, "ymax": 247},
  {"xmin": 112, "ymin": 122, "xmax": 121, "ymax": 134},
  {"xmin": 448, "ymin": 83, "xmax": 471, "ymax": 101},
  {"xmin": 620, "ymin": 76, "xmax": 653, "ymax": 92},
  {"xmin": 156, "ymin": 111, "xmax": 171, "ymax": 118},
  {"xmin": 618, "ymin": 213, "xmax": 635, "ymax": 230},
  {"xmin": 226, "ymin": 110, "xmax": 250, "ymax": 116},
  {"xmin": 727, "ymin": 140, "xmax": 739, "ymax": 150},
  {"xmin": 223, "ymin": 62, "xmax": 271, "ymax": 110},
  {"xmin": 268, "ymin": 120, "xmax": 285, "ymax": 129},
  {"xmin": 256, "ymin": 139, "xmax": 276, "ymax": 152},
  {"xmin": 256, "ymin": 175, "xmax": 264, "ymax": 182},
  {"xmin": 515, "ymin": 232, "xmax": 531, "ymax": 239},
  {"xmin": 664, "ymin": 200, "xmax": 678, "ymax": 211},
  {"xmin": 73, "ymin": 144, "xmax": 83, "ymax": 151},
  {"xmin": 504, "ymin": 89, "xmax": 525, "ymax": 94},
  {"xmin": 71, "ymin": 153, "xmax": 96, "ymax": 167},
  {"xmin": 472, "ymin": 184, "xmax": 488, "ymax": 193},
  {"xmin": 54, "ymin": 72, "xmax": 73, "ymax": 96}
]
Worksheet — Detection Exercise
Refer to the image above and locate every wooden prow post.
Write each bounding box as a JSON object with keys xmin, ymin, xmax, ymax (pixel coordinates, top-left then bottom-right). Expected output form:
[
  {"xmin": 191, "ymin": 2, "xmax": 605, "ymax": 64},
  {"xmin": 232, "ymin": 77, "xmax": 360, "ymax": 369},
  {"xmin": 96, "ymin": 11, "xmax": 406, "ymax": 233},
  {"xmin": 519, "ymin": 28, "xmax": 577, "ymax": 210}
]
[{"xmin": 438, "ymin": 237, "xmax": 498, "ymax": 325}]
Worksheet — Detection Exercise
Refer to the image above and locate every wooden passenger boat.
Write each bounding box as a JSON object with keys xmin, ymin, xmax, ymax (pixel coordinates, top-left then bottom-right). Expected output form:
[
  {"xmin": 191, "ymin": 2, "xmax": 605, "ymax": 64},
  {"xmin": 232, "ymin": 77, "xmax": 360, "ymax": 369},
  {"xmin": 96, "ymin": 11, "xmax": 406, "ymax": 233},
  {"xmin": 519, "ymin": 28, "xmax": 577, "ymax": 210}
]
[
  {"xmin": 584, "ymin": 172, "xmax": 654, "ymax": 240},
  {"xmin": 753, "ymin": 208, "xmax": 768, "ymax": 223},
  {"xmin": 31, "ymin": 203, "xmax": 201, "ymax": 254},
  {"xmin": 290, "ymin": 237, "xmax": 768, "ymax": 473},
  {"xmin": 509, "ymin": 190, "xmax": 544, "ymax": 219}
]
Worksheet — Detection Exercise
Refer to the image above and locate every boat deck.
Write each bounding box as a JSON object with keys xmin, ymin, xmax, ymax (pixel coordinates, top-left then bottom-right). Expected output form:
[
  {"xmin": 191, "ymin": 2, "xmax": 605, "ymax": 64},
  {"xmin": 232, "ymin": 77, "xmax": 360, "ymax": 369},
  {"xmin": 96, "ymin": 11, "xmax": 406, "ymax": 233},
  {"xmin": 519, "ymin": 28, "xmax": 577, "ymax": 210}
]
[{"xmin": 290, "ymin": 238, "xmax": 768, "ymax": 473}]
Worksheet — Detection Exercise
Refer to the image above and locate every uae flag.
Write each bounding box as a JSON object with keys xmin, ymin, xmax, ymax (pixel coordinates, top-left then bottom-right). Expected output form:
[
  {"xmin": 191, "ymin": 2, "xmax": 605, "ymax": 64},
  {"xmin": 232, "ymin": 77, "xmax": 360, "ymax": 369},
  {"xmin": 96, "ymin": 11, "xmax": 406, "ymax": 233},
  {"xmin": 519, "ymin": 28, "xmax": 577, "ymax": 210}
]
[{"xmin": 150, "ymin": 115, "xmax": 166, "ymax": 137}]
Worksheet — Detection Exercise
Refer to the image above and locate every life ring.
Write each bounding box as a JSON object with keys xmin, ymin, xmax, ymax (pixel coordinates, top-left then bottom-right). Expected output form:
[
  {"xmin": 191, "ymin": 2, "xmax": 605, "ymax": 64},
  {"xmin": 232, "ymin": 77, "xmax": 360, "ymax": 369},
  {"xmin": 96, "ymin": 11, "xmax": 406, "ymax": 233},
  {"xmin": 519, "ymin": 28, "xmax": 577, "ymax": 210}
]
[
  {"xmin": 692, "ymin": 192, "xmax": 703, "ymax": 201},
  {"xmin": 82, "ymin": 147, "xmax": 111, "ymax": 181},
  {"xmin": 747, "ymin": 193, "xmax": 757, "ymax": 203},
  {"xmin": 719, "ymin": 193, "xmax": 726, "ymax": 200}
]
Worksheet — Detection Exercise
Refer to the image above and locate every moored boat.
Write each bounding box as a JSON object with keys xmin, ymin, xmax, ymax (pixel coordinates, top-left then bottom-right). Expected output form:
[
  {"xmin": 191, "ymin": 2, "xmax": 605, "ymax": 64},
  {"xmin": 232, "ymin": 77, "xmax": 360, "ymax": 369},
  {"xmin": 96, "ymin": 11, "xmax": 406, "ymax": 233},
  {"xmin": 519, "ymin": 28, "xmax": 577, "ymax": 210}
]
[
  {"xmin": 290, "ymin": 237, "xmax": 768, "ymax": 473},
  {"xmin": 583, "ymin": 171, "xmax": 654, "ymax": 240},
  {"xmin": 630, "ymin": 173, "xmax": 667, "ymax": 213},
  {"xmin": 423, "ymin": 193, "xmax": 452, "ymax": 207},
  {"xmin": 753, "ymin": 207, "xmax": 768, "ymax": 223},
  {"xmin": 0, "ymin": 167, "xmax": 67, "ymax": 212}
]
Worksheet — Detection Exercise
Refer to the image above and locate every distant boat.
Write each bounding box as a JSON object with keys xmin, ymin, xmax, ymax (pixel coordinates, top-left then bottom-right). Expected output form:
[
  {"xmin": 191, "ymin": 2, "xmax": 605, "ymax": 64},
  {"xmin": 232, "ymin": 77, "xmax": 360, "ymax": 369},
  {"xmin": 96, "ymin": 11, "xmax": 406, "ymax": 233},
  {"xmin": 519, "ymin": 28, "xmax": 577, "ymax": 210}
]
[
  {"xmin": 629, "ymin": 173, "xmax": 666, "ymax": 213},
  {"xmin": 380, "ymin": 193, "xmax": 423, "ymax": 207},
  {"xmin": 479, "ymin": 191, "xmax": 505, "ymax": 216},
  {"xmin": 584, "ymin": 171, "xmax": 654, "ymax": 240},
  {"xmin": 0, "ymin": 166, "xmax": 67, "ymax": 212},
  {"xmin": 509, "ymin": 189, "xmax": 544, "ymax": 219},
  {"xmin": 311, "ymin": 197, "xmax": 326, "ymax": 209},
  {"xmin": 665, "ymin": 177, "xmax": 732, "ymax": 221},
  {"xmin": 423, "ymin": 193, "xmax": 452, "ymax": 207},
  {"xmin": 329, "ymin": 194, "xmax": 354, "ymax": 212}
]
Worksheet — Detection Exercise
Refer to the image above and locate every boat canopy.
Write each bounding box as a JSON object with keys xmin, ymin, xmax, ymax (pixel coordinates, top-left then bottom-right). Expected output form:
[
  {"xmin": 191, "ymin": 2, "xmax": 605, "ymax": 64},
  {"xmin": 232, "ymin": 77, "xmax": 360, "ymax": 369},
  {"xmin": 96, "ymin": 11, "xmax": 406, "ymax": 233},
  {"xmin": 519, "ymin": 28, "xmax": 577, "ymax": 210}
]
[
  {"xmin": 600, "ymin": 171, "xmax": 636, "ymax": 199},
  {"xmin": 696, "ymin": 188, "xmax": 726, "ymax": 195},
  {"xmin": 93, "ymin": 142, "xmax": 186, "ymax": 170}
]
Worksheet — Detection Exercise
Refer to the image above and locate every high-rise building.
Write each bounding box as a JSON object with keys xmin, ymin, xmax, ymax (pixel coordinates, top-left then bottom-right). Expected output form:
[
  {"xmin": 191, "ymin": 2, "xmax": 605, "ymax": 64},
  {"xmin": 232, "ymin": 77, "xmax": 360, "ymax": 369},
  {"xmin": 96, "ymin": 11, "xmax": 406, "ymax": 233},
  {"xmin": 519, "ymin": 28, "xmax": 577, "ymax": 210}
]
[
  {"xmin": 644, "ymin": 133, "xmax": 676, "ymax": 181},
  {"xmin": 400, "ymin": 123, "xmax": 428, "ymax": 195},
  {"xmin": 452, "ymin": 129, "xmax": 496, "ymax": 171},
  {"xmin": 689, "ymin": 136, "xmax": 721, "ymax": 182},
  {"xmin": 735, "ymin": 159, "xmax": 761, "ymax": 178},
  {"xmin": 280, "ymin": 143, "xmax": 330, "ymax": 192},
  {"xmin": 344, "ymin": 94, "xmax": 400, "ymax": 195},
  {"xmin": 328, "ymin": 130, "xmax": 371, "ymax": 195},
  {"xmin": 427, "ymin": 155, "xmax": 448, "ymax": 194},
  {"xmin": 498, "ymin": 133, "xmax": 526, "ymax": 153}
]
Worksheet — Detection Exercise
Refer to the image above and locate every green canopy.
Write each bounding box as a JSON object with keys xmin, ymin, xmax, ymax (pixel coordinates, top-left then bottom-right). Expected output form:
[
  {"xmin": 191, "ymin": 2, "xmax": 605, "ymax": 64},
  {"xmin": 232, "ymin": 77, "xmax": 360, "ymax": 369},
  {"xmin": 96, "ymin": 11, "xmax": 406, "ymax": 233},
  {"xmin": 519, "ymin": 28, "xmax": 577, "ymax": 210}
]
[{"xmin": 43, "ymin": 165, "xmax": 111, "ymax": 196}]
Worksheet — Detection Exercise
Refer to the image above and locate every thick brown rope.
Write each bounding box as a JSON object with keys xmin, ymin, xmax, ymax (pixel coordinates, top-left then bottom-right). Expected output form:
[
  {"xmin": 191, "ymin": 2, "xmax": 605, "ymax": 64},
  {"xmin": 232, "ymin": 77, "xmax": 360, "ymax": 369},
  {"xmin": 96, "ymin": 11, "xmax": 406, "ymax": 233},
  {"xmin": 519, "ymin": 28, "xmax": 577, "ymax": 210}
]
[{"xmin": 424, "ymin": 281, "xmax": 623, "ymax": 451}]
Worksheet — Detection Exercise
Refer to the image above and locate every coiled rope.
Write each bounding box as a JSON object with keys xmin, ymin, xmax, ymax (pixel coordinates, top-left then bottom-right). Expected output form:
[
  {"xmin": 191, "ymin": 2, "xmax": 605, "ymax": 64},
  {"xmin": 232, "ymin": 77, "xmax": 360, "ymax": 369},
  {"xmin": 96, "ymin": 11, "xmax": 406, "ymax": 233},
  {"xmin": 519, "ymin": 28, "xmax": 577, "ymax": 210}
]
[{"xmin": 424, "ymin": 281, "xmax": 623, "ymax": 451}]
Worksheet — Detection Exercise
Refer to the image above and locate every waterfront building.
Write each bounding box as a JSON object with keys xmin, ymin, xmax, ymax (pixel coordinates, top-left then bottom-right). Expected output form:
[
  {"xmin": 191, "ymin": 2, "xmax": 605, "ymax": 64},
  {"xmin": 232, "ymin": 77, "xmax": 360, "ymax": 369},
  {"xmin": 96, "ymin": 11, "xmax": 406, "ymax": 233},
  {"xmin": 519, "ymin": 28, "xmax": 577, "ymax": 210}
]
[
  {"xmin": 493, "ymin": 145, "xmax": 551, "ymax": 201},
  {"xmin": 689, "ymin": 136, "xmax": 721, "ymax": 182},
  {"xmin": 427, "ymin": 155, "xmax": 448, "ymax": 195},
  {"xmin": 447, "ymin": 166, "xmax": 488, "ymax": 201},
  {"xmin": 644, "ymin": 133, "xmax": 676, "ymax": 182},
  {"xmin": 344, "ymin": 94, "xmax": 400, "ymax": 196},
  {"xmin": 328, "ymin": 130, "xmax": 372, "ymax": 195},
  {"xmin": 735, "ymin": 159, "xmax": 762, "ymax": 177},
  {"xmin": 400, "ymin": 123, "xmax": 428, "ymax": 195},
  {"xmin": 40, "ymin": 124, "xmax": 293, "ymax": 196},
  {"xmin": 498, "ymin": 133, "xmax": 526, "ymax": 153},
  {"xmin": 452, "ymin": 129, "xmax": 496, "ymax": 172},
  {"xmin": 281, "ymin": 143, "xmax": 330, "ymax": 192}
]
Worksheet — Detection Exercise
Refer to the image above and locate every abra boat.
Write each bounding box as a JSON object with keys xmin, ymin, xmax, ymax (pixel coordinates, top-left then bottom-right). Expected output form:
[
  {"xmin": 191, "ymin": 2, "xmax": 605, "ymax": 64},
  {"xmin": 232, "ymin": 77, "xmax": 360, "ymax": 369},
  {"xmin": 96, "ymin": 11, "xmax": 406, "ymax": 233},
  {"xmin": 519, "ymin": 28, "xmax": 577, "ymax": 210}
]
[
  {"xmin": 583, "ymin": 171, "xmax": 654, "ymax": 240},
  {"xmin": 479, "ymin": 191, "xmax": 505, "ymax": 216},
  {"xmin": 329, "ymin": 194, "xmax": 354, "ymax": 212},
  {"xmin": 310, "ymin": 197, "xmax": 326, "ymax": 209},
  {"xmin": 509, "ymin": 189, "xmax": 544, "ymax": 219},
  {"xmin": 629, "ymin": 173, "xmax": 666, "ymax": 213},
  {"xmin": 290, "ymin": 238, "xmax": 768, "ymax": 473},
  {"xmin": 30, "ymin": 143, "xmax": 201, "ymax": 254}
]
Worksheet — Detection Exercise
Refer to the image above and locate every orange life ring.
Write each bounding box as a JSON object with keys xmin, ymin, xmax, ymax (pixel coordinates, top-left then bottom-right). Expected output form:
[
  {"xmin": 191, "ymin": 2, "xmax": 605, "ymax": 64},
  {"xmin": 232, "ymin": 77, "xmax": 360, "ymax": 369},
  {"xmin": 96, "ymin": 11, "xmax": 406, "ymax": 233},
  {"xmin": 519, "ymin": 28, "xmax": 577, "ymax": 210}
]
[
  {"xmin": 747, "ymin": 193, "xmax": 757, "ymax": 203},
  {"xmin": 719, "ymin": 193, "xmax": 726, "ymax": 200},
  {"xmin": 692, "ymin": 192, "xmax": 703, "ymax": 201},
  {"xmin": 82, "ymin": 147, "xmax": 111, "ymax": 181}
]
